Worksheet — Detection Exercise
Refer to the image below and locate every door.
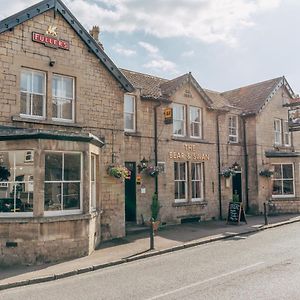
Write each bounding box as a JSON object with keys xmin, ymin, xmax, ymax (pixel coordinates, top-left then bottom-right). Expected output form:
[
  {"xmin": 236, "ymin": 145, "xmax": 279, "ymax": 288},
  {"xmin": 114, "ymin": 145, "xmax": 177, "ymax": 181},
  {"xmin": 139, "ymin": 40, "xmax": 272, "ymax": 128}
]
[
  {"xmin": 125, "ymin": 162, "xmax": 136, "ymax": 222},
  {"xmin": 232, "ymin": 171, "xmax": 242, "ymax": 202}
]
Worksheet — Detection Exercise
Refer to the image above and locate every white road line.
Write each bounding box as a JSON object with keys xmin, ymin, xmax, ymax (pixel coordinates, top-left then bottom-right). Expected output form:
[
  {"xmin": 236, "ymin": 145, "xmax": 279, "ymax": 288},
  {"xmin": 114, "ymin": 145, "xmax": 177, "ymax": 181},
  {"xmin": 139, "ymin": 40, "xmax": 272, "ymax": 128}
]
[{"xmin": 145, "ymin": 262, "xmax": 264, "ymax": 300}]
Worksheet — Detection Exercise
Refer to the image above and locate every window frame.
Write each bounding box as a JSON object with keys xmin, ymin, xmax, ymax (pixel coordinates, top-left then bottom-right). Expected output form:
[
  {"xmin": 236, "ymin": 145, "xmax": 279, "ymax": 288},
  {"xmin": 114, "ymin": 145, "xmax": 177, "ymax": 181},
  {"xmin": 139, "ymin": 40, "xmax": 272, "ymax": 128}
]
[
  {"xmin": 90, "ymin": 154, "xmax": 97, "ymax": 211},
  {"xmin": 174, "ymin": 161, "xmax": 187, "ymax": 203},
  {"xmin": 173, "ymin": 103, "xmax": 186, "ymax": 137},
  {"xmin": 52, "ymin": 74, "xmax": 75, "ymax": 123},
  {"xmin": 190, "ymin": 106, "xmax": 202, "ymax": 139},
  {"xmin": 272, "ymin": 163, "xmax": 295, "ymax": 198},
  {"xmin": 0, "ymin": 150, "xmax": 34, "ymax": 217},
  {"xmin": 228, "ymin": 115, "xmax": 238, "ymax": 143},
  {"xmin": 20, "ymin": 69, "xmax": 46, "ymax": 119},
  {"xmin": 124, "ymin": 94, "xmax": 136, "ymax": 132},
  {"xmin": 283, "ymin": 120, "xmax": 291, "ymax": 147},
  {"xmin": 191, "ymin": 162, "xmax": 204, "ymax": 202},
  {"xmin": 44, "ymin": 151, "xmax": 82, "ymax": 216},
  {"xmin": 274, "ymin": 119, "xmax": 282, "ymax": 146}
]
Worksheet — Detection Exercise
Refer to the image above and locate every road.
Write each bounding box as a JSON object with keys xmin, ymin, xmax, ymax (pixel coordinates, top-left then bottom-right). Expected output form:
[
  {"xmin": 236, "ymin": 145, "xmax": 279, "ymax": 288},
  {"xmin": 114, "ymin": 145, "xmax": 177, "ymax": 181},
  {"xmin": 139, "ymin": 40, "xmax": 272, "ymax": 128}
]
[{"xmin": 1, "ymin": 222, "xmax": 300, "ymax": 300}]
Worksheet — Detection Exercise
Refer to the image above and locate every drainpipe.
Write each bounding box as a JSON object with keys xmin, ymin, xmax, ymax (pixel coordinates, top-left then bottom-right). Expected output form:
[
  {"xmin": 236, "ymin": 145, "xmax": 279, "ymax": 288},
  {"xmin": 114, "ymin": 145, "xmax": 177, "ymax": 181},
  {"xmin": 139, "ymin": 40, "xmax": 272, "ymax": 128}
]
[
  {"xmin": 216, "ymin": 113, "xmax": 223, "ymax": 220},
  {"xmin": 154, "ymin": 101, "xmax": 161, "ymax": 195},
  {"xmin": 242, "ymin": 116, "xmax": 249, "ymax": 212}
]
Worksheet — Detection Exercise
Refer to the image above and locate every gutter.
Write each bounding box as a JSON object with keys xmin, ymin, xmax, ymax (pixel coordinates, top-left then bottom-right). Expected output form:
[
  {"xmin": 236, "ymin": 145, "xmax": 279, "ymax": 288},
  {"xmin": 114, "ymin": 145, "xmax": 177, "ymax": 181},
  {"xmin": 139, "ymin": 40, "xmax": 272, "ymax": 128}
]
[{"xmin": 241, "ymin": 116, "xmax": 249, "ymax": 212}]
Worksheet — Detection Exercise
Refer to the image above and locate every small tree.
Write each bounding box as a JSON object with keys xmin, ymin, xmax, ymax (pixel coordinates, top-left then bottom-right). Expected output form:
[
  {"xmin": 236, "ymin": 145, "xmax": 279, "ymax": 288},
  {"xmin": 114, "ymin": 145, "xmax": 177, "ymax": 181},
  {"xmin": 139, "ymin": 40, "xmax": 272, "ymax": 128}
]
[{"xmin": 151, "ymin": 193, "xmax": 160, "ymax": 221}]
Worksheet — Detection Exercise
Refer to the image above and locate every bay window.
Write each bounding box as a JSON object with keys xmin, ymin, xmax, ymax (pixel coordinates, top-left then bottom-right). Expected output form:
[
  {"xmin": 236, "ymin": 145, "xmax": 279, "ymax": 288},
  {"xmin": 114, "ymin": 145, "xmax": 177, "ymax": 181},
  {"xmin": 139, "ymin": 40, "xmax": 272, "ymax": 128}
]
[
  {"xmin": 20, "ymin": 69, "xmax": 46, "ymax": 118},
  {"xmin": 0, "ymin": 151, "xmax": 34, "ymax": 214},
  {"xmin": 44, "ymin": 152, "xmax": 81, "ymax": 213}
]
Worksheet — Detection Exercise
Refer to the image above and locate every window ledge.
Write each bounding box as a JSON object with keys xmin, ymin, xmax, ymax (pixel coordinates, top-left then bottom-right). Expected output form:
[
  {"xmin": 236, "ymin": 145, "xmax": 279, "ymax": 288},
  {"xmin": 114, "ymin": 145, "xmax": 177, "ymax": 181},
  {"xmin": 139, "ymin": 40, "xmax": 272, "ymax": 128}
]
[
  {"xmin": 172, "ymin": 201, "xmax": 208, "ymax": 207},
  {"xmin": 12, "ymin": 115, "xmax": 83, "ymax": 128},
  {"xmin": 124, "ymin": 131, "xmax": 142, "ymax": 137},
  {"xmin": 0, "ymin": 212, "xmax": 100, "ymax": 224},
  {"xmin": 171, "ymin": 137, "xmax": 212, "ymax": 144},
  {"xmin": 227, "ymin": 141, "xmax": 242, "ymax": 146}
]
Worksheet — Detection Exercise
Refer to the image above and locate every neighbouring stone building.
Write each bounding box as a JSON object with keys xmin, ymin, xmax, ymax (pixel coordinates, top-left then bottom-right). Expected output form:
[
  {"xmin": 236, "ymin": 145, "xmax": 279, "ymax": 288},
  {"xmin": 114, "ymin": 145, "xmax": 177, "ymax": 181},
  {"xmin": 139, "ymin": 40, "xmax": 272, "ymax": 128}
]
[{"xmin": 1, "ymin": 0, "xmax": 300, "ymax": 266}]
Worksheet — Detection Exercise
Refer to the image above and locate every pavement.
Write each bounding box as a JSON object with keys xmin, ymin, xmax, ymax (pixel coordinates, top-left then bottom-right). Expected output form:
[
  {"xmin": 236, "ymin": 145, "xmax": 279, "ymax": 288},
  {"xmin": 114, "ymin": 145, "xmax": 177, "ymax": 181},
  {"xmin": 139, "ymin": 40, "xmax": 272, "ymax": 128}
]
[{"xmin": 1, "ymin": 213, "xmax": 300, "ymax": 291}]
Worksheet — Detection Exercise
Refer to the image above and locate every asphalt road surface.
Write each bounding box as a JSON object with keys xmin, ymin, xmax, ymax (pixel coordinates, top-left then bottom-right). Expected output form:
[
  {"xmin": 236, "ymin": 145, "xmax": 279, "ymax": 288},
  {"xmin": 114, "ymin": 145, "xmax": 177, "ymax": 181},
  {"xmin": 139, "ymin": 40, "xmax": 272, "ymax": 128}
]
[{"xmin": 2, "ymin": 222, "xmax": 300, "ymax": 300}]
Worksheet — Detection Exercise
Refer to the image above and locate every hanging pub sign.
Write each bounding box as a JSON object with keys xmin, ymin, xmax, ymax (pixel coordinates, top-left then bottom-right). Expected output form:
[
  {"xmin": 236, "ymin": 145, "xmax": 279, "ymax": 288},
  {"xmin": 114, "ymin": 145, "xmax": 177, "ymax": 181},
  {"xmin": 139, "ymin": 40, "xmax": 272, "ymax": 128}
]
[
  {"xmin": 164, "ymin": 107, "xmax": 173, "ymax": 124},
  {"xmin": 32, "ymin": 25, "xmax": 70, "ymax": 50}
]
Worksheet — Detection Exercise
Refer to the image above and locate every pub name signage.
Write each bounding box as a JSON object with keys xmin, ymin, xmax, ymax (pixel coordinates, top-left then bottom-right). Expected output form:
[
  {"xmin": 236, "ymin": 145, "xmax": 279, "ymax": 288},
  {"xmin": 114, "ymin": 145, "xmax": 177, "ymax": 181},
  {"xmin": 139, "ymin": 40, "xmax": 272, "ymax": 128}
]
[
  {"xmin": 169, "ymin": 144, "xmax": 209, "ymax": 161},
  {"xmin": 32, "ymin": 26, "xmax": 70, "ymax": 50}
]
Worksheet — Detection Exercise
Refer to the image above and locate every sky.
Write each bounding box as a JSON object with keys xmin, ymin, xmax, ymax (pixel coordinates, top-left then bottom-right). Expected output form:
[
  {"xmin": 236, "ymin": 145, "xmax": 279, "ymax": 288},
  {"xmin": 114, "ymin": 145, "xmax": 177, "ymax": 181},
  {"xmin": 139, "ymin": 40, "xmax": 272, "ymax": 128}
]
[{"xmin": 1, "ymin": 0, "xmax": 300, "ymax": 93}]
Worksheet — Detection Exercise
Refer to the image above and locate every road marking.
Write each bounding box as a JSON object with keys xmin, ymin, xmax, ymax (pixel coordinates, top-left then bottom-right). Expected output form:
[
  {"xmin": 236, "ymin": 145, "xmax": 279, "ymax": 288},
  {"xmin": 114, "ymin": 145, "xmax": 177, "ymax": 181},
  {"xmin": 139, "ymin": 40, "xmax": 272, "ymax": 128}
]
[{"xmin": 145, "ymin": 262, "xmax": 264, "ymax": 300}]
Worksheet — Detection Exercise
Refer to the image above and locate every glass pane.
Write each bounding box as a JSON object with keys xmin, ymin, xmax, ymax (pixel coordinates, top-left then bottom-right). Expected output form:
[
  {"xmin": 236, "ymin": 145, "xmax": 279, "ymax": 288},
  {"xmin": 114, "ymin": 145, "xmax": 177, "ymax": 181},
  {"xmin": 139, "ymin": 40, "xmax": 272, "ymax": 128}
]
[
  {"xmin": 45, "ymin": 153, "xmax": 62, "ymax": 181},
  {"xmin": 125, "ymin": 113, "xmax": 134, "ymax": 130},
  {"xmin": 91, "ymin": 182, "xmax": 96, "ymax": 208},
  {"xmin": 32, "ymin": 94, "xmax": 44, "ymax": 116},
  {"xmin": 173, "ymin": 120, "xmax": 183, "ymax": 135},
  {"xmin": 64, "ymin": 77, "xmax": 73, "ymax": 99},
  {"xmin": 174, "ymin": 163, "xmax": 179, "ymax": 180},
  {"xmin": 32, "ymin": 72, "xmax": 44, "ymax": 94},
  {"xmin": 273, "ymin": 165, "xmax": 282, "ymax": 179},
  {"xmin": 91, "ymin": 155, "xmax": 95, "ymax": 181},
  {"xmin": 179, "ymin": 163, "xmax": 185, "ymax": 180},
  {"xmin": 179, "ymin": 181, "xmax": 186, "ymax": 199},
  {"xmin": 21, "ymin": 71, "xmax": 30, "ymax": 91},
  {"xmin": 272, "ymin": 180, "xmax": 282, "ymax": 195},
  {"xmin": 61, "ymin": 100, "xmax": 73, "ymax": 120},
  {"xmin": 283, "ymin": 180, "xmax": 294, "ymax": 195},
  {"xmin": 191, "ymin": 123, "xmax": 200, "ymax": 137},
  {"xmin": 0, "ymin": 152, "xmax": 14, "ymax": 182},
  {"xmin": 44, "ymin": 182, "xmax": 62, "ymax": 211},
  {"xmin": 20, "ymin": 93, "xmax": 30, "ymax": 115},
  {"xmin": 0, "ymin": 183, "xmax": 15, "ymax": 212},
  {"xmin": 52, "ymin": 76, "xmax": 60, "ymax": 97},
  {"xmin": 283, "ymin": 164, "xmax": 293, "ymax": 179},
  {"xmin": 124, "ymin": 95, "xmax": 134, "ymax": 113},
  {"xmin": 192, "ymin": 181, "xmax": 201, "ymax": 199},
  {"xmin": 52, "ymin": 99, "xmax": 58, "ymax": 118},
  {"xmin": 63, "ymin": 182, "xmax": 80, "ymax": 210},
  {"xmin": 64, "ymin": 153, "xmax": 81, "ymax": 181}
]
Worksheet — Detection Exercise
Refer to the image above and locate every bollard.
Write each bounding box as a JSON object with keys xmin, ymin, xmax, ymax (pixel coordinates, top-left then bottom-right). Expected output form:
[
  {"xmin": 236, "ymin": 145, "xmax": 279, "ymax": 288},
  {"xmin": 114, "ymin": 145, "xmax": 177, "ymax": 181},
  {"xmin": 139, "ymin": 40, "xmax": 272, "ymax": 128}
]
[
  {"xmin": 264, "ymin": 202, "xmax": 268, "ymax": 225},
  {"xmin": 150, "ymin": 218, "xmax": 154, "ymax": 250}
]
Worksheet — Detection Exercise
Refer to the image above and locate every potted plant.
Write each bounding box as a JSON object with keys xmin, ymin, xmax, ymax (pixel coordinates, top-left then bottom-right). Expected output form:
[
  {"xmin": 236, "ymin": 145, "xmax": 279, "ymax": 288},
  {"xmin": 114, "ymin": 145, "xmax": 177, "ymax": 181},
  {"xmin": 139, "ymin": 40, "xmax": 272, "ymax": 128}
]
[
  {"xmin": 220, "ymin": 167, "xmax": 236, "ymax": 178},
  {"xmin": 150, "ymin": 193, "xmax": 161, "ymax": 232},
  {"xmin": 145, "ymin": 165, "xmax": 159, "ymax": 177}
]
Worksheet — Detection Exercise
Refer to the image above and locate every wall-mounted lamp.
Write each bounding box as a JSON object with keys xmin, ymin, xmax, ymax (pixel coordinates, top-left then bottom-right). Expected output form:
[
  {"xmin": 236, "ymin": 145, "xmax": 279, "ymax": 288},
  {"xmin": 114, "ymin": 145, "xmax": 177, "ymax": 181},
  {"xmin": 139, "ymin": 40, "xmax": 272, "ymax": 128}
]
[
  {"xmin": 49, "ymin": 59, "xmax": 56, "ymax": 67},
  {"xmin": 232, "ymin": 162, "xmax": 240, "ymax": 171},
  {"xmin": 138, "ymin": 157, "xmax": 148, "ymax": 173}
]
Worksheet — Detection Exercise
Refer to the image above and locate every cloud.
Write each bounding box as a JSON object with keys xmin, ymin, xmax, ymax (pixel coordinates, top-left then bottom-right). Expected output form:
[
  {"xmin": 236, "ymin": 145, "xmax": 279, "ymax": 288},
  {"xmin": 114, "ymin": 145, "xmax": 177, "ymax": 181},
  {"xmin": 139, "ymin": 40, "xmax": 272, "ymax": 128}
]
[
  {"xmin": 112, "ymin": 44, "xmax": 136, "ymax": 56},
  {"xmin": 182, "ymin": 50, "xmax": 195, "ymax": 57},
  {"xmin": 138, "ymin": 42, "xmax": 159, "ymax": 55},
  {"xmin": 0, "ymin": 0, "xmax": 281, "ymax": 45},
  {"xmin": 143, "ymin": 58, "xmax": 177, "ymax": 73}
]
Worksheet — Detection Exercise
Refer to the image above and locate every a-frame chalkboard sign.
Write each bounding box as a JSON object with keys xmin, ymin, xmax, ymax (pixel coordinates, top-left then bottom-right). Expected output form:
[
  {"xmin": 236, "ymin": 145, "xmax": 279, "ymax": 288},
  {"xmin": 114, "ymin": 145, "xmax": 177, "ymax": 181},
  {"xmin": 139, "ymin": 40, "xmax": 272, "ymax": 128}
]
[{"xmin": 227, "ymin": 202, "xmax": 247, "ymax": 225}]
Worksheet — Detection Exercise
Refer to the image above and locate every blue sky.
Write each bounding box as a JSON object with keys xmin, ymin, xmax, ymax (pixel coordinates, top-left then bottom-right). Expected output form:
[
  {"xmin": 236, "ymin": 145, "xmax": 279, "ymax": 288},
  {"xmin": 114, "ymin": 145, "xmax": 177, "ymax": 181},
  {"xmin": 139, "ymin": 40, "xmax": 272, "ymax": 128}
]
[{"xmin": 1, "ymin": 0, "xmax": 300, "ymax": 93}]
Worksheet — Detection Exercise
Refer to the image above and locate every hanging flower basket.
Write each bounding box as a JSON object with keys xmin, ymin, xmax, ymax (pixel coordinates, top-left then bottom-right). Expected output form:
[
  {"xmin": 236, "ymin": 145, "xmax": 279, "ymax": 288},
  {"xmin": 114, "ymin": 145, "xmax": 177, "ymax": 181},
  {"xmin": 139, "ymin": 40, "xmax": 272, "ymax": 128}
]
[
  {"xmin": 220, "ymin": 168, "xmax": 236, "ymax": 178},
  {"xmin": 107, "ymin": 165, "xmax": 131, "ymax": 180},
  {"xmin": 259, "ymin": 169, "xmax": 273, "ymax": 177},
  {"xmin": 144, "ymin": 165, "xmax": 159, "ymax": 177}
]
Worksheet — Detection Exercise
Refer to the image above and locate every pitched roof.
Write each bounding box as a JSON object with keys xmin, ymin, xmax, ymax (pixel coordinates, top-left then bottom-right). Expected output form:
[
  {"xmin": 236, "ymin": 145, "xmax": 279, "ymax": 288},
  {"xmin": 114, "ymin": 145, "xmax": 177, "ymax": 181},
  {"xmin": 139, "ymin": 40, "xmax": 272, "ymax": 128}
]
[
  {"xmin": 0, "ymin": 0, "xmax": 133, "ymax": 92},
  {"xmin": 121, "ymin": 69, "xmax": 228, "ymax": 109},
  {"xmin": 221, "ymin": 77, "xmax": 289, "ymax": 114}
]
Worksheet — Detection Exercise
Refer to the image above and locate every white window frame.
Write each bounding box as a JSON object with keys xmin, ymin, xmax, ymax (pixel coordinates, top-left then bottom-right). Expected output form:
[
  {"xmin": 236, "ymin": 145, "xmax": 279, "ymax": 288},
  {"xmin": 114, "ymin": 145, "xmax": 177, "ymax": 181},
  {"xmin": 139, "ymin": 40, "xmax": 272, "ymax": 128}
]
[
  {"xmin": 274, "ymin": 119, "xmax": 282, "ymax": 145},
  {"xmin": 24, "ymin": 150, "xmax": 34, "ymax": 162},
  {"xmin": 44, "ymin": 151, "xmax": 82, "ymax": 216},
  {"xmin": 173, "ymin": 104, "xmax": 186, "ymax": 137},
  {"xmin": 90, "ymin": 154, "xmax": 97, "ymax": 211},
  {"xmin": 52, "ymin": 74, "xmax": 75, "ymax": 123},
  {"xmin": 272, "ymin": 163, "xmax": 295, "ymax": 198},
  {"xmin": 228, "ymin": 115, "xmax": 238, "ymax": 143},
  {"xmin": 124, "ymin": 94, "xmax": 136, "ymax": 132},
  {"xmin": 190, "ymin": 106, "xmax": 202, "ymax": 139},
  {"xmin": 283, "ymin": 120, "xmax": 291, "ymax": 147},
  {"xmin": 20, "ymin": 69, "xmax": 46, "ymax": 119},
  {"xmin": 174, "ymin": 162, "xmax": 187, "ymax": 203},
  {"xmin": 191, "ymin": 162, "xmax": 204, "ymax": 202},
  {"xmin": 0, "ymin": 150, "xmax": 34, "ymax": 218}
]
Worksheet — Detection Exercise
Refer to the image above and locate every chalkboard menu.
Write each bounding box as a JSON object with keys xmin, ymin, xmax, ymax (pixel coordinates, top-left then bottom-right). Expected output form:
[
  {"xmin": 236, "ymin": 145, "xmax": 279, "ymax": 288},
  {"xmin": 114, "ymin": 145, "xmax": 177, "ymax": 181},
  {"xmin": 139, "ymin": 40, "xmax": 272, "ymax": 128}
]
[{"xmin": 227, "ymin": 202, "xmax": 247, "ymax": 225}]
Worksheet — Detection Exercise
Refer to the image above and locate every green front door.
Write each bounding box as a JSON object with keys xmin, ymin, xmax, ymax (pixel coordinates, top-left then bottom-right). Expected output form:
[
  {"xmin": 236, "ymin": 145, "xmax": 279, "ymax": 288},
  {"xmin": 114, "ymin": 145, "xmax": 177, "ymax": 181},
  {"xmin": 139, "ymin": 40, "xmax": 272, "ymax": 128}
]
[{"xmin": 125, "ymin": 162, "xmax": 136, "ymax": 222}]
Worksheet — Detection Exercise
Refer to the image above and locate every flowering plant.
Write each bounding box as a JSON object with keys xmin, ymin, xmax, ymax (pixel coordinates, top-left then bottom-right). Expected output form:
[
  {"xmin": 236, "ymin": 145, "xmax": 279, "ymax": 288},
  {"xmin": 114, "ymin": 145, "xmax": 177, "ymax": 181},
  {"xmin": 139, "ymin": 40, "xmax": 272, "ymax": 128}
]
[
  {"xmin": 220, "ymin": 168, "xmax": 236, "ymax": 178},
  {"xmin": 144, "ymin": 165, "xmax": 159, "ymax": 177},
  {"xmin": 107, "ymin": 165, "xmax": 131, "ymax": 180},
  {"xmin": 259, "ymin": 169, "xmax": 273, "ymax": 177}
]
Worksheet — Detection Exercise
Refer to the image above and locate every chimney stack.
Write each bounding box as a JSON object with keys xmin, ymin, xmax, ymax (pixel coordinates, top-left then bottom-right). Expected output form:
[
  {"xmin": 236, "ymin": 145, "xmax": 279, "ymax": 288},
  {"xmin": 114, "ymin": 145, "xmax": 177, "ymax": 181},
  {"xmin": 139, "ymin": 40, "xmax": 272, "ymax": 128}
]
[{"xmin": 89, "ymin": 25, "xmax": 104, "ymax": 50}]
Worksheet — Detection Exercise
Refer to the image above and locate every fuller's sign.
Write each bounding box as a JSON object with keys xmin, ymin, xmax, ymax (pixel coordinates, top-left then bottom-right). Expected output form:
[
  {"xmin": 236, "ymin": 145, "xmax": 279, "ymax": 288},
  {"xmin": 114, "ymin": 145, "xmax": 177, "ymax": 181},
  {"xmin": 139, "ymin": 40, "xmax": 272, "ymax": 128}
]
[{"xmin": 32, "ymin": 32, "xmax": 70, "ymax": 50}]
